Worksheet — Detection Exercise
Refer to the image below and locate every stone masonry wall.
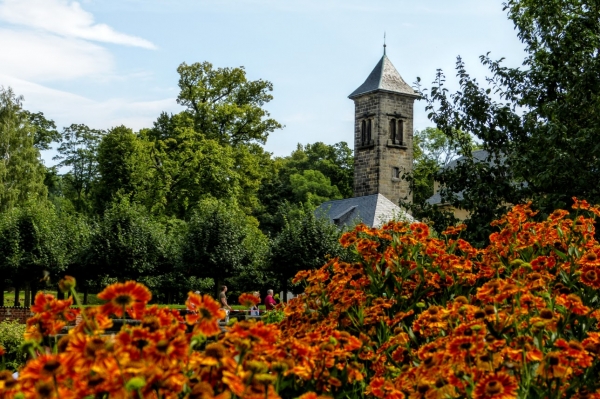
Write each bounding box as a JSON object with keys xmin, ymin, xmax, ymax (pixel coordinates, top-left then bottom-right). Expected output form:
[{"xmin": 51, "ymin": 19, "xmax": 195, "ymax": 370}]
[
  {"xmin": 353, "ymin": 91, "xmax": 415, "ymax": 205},
  {"xmin": 0, "ymin": 307, "xmax": 34, "ymax": 324},
  {"xmin": 353, "ymin": 94, "xmax": 380, "ymax": 197}
]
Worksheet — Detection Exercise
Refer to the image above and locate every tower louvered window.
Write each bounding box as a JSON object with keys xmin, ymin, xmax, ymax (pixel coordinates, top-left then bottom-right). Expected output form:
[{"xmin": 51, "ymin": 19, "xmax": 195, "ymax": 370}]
[
  {"xmin": 361, "ymin": 120, "xmax": 366, "ymax": 144},
  {"xmin": 398, "ymin": 120, "xmax": 404, "ymax": 144}
]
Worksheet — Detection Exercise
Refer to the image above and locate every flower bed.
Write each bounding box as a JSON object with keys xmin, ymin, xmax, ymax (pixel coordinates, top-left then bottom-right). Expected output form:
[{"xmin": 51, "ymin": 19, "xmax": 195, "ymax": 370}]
[{"xmin": 2, "ymin": 199, "xmax": 600, "ymax": 398}]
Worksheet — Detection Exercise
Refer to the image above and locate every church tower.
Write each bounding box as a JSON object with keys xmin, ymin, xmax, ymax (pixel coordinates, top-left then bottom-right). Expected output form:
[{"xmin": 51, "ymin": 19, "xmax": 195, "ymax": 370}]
[{"xmin": 349, "ymin": 49, "xmax": 419, "ymax": 206}]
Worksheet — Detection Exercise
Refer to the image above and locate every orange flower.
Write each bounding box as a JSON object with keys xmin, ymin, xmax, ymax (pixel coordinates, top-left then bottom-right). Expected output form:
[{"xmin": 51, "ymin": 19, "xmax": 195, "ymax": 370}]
[
  {"xmin": 530, "ymin": 255, "xmax": 556, "ymax": 271},
  {"xmin": 473, "ymin": 372, "xmax": 518, "ymax": 399},
  {"xmin": 239, "ymin": 293, "xmax": 260, "ymax": 308},
  {"xmin": 581, "ymin": 266, "xmax": 600, "ymax": 289},
  {"xmin": 185, "ymin": 292, "xmax": 225, "ymax": 337},
  {"xmin": 410, "ymin": 222, "xmax": 430, "ymax": 240},
  {"xmin": 97, "ymin": 281, "xmax": 151, "ymax": 319}
]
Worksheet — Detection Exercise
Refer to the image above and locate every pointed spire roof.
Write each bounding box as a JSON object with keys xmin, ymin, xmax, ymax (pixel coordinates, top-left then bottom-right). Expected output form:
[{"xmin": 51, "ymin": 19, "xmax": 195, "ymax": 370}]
[{"xmin": 349, "ymin": 54, "xmax": 418, "ymax": 99}]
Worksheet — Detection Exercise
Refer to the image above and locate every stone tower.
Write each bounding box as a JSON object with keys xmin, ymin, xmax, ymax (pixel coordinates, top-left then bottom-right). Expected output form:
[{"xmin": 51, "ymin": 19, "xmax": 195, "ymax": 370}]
[{"xmin": 349, "ymin": 50, "xmax": 419, "ymax": 206}]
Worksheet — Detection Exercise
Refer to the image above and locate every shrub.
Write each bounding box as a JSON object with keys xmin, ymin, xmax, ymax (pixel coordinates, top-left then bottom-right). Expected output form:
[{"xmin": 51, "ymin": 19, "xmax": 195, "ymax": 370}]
[
  {"xmin": 0, "ymin": 320, "xmax": 26, "ymax": 372},
  {"xmin": 4, "ymin": 200, "xmax": 600, "ymax": 398}
]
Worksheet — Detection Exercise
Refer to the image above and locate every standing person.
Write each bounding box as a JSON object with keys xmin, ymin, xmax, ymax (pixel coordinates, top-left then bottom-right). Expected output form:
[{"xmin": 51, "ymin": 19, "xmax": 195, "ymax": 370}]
[
  {"xmin": 219, "ymin": 285, "xmax": 232, "ymax": 311},
  {"xmin": 264, "ymin": 289, "xmax": 277, "ymax": 311},
  {"xmin": 219, "ymin": 285, "xmax": 232, "ymax": 323}
]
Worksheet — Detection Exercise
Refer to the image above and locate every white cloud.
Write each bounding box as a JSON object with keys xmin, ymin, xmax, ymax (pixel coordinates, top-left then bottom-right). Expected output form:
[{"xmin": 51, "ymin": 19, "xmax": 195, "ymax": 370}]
[
  {"xmin": 0, "ymin": 28, "xmax": 113, "ymax": 81},
  {"xmin": 0, "ymin": 0, "xmax": 156, "ymax": 49},
  {"xmin": 1, "ymin": 74, "xmax": 178, "ymax": 133}
]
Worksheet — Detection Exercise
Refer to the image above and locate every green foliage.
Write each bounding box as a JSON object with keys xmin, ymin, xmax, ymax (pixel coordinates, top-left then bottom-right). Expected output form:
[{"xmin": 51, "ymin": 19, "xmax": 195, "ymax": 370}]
[
  {"xmin": 54, "ymin": 123, "xmax": 104, "ymax": 214},
  {"xmin": 141, "ymin": 112, "xmax": 268, "ymax": 217},
  {"xmin": 289, "ymin": 169, "xmax": 342, "ymax": 207},
  {"xmin": 96, "ymin": 125, "xmax": 151, "ymax": 213},
  {"xmin": 86, "ymin": 198, "xmax": 171, "ymax": 282},
  {"xmin": 262, "ymin": 309, "xmax": 285, "ymax": 324},
  {"xmin": 0, "ymin": 320, "xmax": 26, "ymax": 372},
  {"xmin": 269, "ymin": 205, "xmax": 346, "ymax": 296},
  {"xmin": 176, "ymin": 61, "xmax": 282, "ymax": 146},
  {"xmin": 421, "ymin": 0, "xmax": 600, "ymax": 245},
  {"xmin": 257, "ymin": 142, "xmax": 353, "ymax": 234},
  {"xmin": 182, "ymin": 198, "xmax": 269, "ymax": 297},
  {"xmin": 23, "ymin": 110, "xmax": 60, "ymax": 151},
  {"xmin": 0, "ymin": 201, "xmax": 69, "ymax": 291},
  {"xmin": 0, "ymin": 88, "xmax": 47, "ymax": 211}
]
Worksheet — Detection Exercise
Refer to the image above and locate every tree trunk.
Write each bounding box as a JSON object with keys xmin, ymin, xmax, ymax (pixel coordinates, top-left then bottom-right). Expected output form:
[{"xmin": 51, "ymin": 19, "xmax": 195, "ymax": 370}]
[
  {"xmin": 14, "ymin": 286, "xmax": 20, "ymax": 307},
  {"xmin": 30, "ymin": 282, "xmax": 37, "ymax": 305},
  {"xmin": 24, "ymin": 282, "xmax": 31, "ymax": 307},
  {"xmin": 215, "ymin": 277, "xmax": 223, "ymax": 300},
  {"xmin": 57, "ymin": 287, "xmax": 64, "ymax": 300}
]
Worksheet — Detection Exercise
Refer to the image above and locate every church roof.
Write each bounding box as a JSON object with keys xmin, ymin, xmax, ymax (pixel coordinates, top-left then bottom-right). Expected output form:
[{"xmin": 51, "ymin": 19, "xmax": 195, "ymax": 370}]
[
  {"xmin": 348, "ymin": 54, "xmax": 418, "ymax": 99},
  {"xmin": 315, "ymin": 193, "xmax": 414, "ymax": 229}
]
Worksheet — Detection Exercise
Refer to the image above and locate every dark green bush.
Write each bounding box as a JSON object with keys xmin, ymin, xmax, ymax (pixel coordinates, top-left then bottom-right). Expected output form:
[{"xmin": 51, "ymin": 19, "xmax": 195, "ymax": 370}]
[{"xmin": 0, "ymin": 320, "xmax": 26, "ymax": 372}]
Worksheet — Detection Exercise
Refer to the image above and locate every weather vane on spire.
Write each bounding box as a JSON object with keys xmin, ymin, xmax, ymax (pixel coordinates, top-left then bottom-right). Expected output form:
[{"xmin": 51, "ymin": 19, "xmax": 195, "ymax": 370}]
[{"xmin": 383, "ymin": 32, "xmax": 387, "ymax": 55}]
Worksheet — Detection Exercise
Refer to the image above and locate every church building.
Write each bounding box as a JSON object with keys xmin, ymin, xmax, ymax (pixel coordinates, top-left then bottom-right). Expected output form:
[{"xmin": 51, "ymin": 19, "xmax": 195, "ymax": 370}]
[{"xmin": 316, "ymin": 48, "xmax": 418, "ymax": 228}]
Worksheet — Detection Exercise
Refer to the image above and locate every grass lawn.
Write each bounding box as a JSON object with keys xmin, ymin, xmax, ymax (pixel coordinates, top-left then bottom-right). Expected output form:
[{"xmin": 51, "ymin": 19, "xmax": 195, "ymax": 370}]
[
  {"xmin": 2, "ymin": 291, "xmax": 103, "ymax": 307},
  {"xmin": 2, "ymin": 291, "xmax": 267, "ymax": 310}
]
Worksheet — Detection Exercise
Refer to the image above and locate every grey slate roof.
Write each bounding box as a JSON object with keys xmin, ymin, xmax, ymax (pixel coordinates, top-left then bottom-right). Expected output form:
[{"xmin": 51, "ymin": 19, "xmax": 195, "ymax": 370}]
[
  {"xmin": 349, "ymin": 54, "xmax": 418, "ymax": 99},
  {"xmin": 315, "ymin": 193, "xmax": 414, "ymax": 229}
]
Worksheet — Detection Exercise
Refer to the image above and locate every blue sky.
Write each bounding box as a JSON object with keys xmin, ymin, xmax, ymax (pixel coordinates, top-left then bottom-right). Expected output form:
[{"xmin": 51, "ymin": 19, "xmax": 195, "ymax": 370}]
[{"xmin": 0, "ymin": 0, "xmax": 526, "ymax": 163}]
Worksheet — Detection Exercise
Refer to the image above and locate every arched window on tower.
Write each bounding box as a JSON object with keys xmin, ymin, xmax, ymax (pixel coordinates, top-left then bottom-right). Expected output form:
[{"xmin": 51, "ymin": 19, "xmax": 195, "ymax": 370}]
[
  {"xmin": 361, "ymin": 120, "xmax": 366, "ymax": 144},
  {"xmin": 366, "ymin": 119, "xmax": 372, "ymax": 143},
  {"xmin": 398, "ymin": 120, "xmax": 404, "ymax": 145},
  {"xmin": 389, "ymin": 119, "xmax": 397, "ymax": 143}
]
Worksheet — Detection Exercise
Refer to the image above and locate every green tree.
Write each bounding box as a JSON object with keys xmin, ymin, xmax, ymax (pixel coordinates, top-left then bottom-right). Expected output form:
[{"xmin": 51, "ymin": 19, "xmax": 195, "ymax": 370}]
[
  {"xmin": 96, "ymin": 125, "xmax": 151, "ymax": 212},
  {"xmin": 422, "ymin": 0, "xmax": 600, "ymax": 245},
  {"xmin": 410, "ymin": 127, "xmax": 479, "ymax": 205},
  {"xmin": 86, "ymin": 198, "xmax": 169, "ymax": 283},
  {"xmin": 176, "ymin": 61, "xmax": 282, "ymax": 146},
  {"xmin": 256, "ymin": 142, "xmax": 353, "ymax": 234},
  {"xmin": 289, "ymin": 169, "xmax": 342, "ymax": 207},
  {"xmin": 182, "ymin": 198, "xmax": 268, "ymax": 298},
  {"xmin": 23, "ymin": 111, "xmax": 61, "ymax": 151},
  {"xmin": 54, "ymin": 124, "xmax": 104, "ymax": 213},
  {"xmin": 269, "ymin": 205, "xmax": 346, "ymax": 300},
  {"xmin": 0, "ymin": 201, "xmax": 66, "ymax": 307},
  {"xmin": 0, "ymin": 88, "xmax": 47, "ymax": 211}
]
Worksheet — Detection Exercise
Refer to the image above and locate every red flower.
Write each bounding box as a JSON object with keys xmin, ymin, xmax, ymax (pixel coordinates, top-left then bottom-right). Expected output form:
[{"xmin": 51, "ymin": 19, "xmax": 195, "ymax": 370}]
[{"xmin": 97, "ymin": 281, "xmax": 152, "ymax": 319}]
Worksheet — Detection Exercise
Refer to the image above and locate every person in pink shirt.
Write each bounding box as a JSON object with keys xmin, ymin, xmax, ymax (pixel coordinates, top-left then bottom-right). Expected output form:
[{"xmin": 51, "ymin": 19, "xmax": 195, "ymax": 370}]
[{"xmin": 264, "ymin": 289, "xmax": 277, "ymax": 310}]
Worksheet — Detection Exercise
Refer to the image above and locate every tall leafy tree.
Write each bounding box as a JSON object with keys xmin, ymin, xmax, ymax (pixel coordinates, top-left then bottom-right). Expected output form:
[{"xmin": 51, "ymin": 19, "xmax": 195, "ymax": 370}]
[
  {"xmin": 182, "ymin": 198, "xmax": 268, "ymax": 298},
  {"xmin": 0, "ymin": 88, "xmax": 47, "ymax": 211},
  {"xmin": 257, "ymin": 142, "xmax": 353, "ymax": 234},
  {"xmin": 0, "ymin": 201, "xmax": 66, "ymax": 306},
  {"xmin": 23, "ymin": 111, "xmax": 61, "ymax": 151},
  {"xmin": 54, "ymin": 124, "xmax": 104, "ymax": 213},
  {"xmin": 422, "ymin": 0, "xmax": 600, "ymax": 245},
  {"xmin": 176, "ymin": 61, "xmax": 282, "ymax": 146},
  {"xmin": 269, "ymin": 205, "xmax": 346, "ymax": 300},
  {"xmin": 86, "ymin": 198, "xmax": 169, "ymax": 283},
  {"xmin": 96, "ymin": 125, "xmax": 151, "ymax": 212}
]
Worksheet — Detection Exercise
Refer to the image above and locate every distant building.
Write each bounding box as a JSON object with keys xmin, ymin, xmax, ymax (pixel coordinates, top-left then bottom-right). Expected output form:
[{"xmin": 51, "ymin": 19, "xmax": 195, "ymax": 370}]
[
  {"xmin": 316, "ymin": 47, "xmax": 417, "ymax": 227},
  {"xmin": 426, "ymin": 149, "xmax": 509, "ymax": 221}
]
